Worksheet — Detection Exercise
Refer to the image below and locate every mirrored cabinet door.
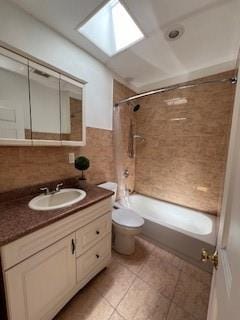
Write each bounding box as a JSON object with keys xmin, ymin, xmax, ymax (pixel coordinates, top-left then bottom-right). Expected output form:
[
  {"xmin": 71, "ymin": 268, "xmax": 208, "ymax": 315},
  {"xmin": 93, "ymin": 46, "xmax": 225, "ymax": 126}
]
[
  {"xmin": 60, "ymin": 75, "xmax": 85, "ymax": 146},
  {"xmin": 29, "ymin": 61, "xmax": 61, "ymax": 145},
  {"xmin": 0, "ymin": 48, "xmax": 32, "ymax": 145}
]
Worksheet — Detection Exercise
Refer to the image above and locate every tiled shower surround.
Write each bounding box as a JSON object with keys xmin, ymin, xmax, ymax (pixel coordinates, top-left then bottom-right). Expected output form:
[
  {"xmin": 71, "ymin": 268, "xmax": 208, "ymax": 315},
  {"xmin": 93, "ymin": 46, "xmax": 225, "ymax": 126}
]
[{"xmin": 134, "ymin": 71, "xmax": 235, "ymax": 214}]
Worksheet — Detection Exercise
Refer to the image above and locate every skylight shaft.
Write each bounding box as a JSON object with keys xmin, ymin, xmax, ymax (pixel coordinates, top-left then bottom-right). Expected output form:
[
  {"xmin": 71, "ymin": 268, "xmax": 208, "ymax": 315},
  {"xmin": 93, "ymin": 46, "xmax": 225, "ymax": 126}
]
[
  {"xmin": 111, "ymin": 1, "xmax": 144, "ymax": 51},
  {"xmin": 77, "ymin": 0, "xmax": 144, "ymax": 56}
]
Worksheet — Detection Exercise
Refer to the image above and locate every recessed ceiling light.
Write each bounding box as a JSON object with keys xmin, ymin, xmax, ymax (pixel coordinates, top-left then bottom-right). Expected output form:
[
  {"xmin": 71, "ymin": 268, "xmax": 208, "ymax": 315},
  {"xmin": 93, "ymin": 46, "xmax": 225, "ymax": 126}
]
[
  {"xmin": 165, "ymin": 25, "xmax": 184, "ymax": 41},
  {"xmin": 77, "ymin": 0, "xmax": 144, "ymax": 57}
]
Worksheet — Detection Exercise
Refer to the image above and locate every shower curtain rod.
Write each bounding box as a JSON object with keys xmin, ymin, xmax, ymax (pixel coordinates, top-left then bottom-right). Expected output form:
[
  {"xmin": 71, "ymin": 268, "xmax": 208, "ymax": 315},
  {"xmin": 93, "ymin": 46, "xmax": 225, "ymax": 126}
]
[{"xmin": 114, "ymin": 76, "xmax": 237, "ymax": 107}]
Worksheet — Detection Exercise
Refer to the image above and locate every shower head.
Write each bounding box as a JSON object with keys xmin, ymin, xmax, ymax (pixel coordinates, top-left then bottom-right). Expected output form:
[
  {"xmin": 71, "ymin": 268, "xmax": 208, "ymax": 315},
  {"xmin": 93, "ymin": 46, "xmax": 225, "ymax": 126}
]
[{"xmin": 133, "ymin": 104, "xmax": 140, "ymax": 112}]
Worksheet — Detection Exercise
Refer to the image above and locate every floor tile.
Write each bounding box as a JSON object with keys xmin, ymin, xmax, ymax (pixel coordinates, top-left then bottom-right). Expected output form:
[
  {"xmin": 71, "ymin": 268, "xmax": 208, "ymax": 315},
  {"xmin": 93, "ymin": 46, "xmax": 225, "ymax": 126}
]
[
  {"xmin": 91, "ymin": 259, "xmax": 136, "ymax": 307},
  {"xmin": 173, "ymin": 272, "xmax": 210, "ymax": 320},
  {"xmin": 54, "ymin": 237, "xmax": 211, "ymax": 320},
  {"xmin": 112, "ymin": 236, "xmax": 154, "ymax": 274},
  {"xmin": 181, "ymin": 261, "xmax": 212, "ymax": 286},
  {"xmin": 167, "ymin": 303, "xmax": 196, "ymax": 320},
  {"xmin": 138, "ymin": 252, "xmax": 180, "ymax": 299},
  {"xmin": 110, "ymin": 311, "xmax": 126, "ymax": 320},
  {"xmin": 55, "ymin": 284, "xmax": 114, "ymax": 320},
  {"xmin": 117, "ymin": 277, "xmax": 170, "ymax": 320},
  {"xmin": 151, "ymin": 245, "xmax": 185, "ymax": 270}
]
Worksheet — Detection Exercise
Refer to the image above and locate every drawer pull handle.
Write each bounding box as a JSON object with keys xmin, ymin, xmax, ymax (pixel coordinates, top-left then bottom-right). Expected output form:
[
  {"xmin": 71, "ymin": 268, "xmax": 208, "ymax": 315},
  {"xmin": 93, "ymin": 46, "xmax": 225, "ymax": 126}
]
[
  {"xmin": 71, "ymin": 239, "xmax": 75, "ymax": 255},
  {"xmin": 96, "ymin": 230, "xmax": 100, "ymax": 235},
  {"xmin": 96, "ymin": 254, "xmax": 100, "ymax": 259}
]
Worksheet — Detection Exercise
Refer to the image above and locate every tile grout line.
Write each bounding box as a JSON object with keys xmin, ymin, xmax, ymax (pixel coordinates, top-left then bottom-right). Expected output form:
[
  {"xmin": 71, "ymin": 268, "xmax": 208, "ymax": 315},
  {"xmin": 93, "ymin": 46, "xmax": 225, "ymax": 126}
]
[
  {"xmin": 114, "ymin": 274, "xmax": 139, "ymax": 318},
  {"xmin": 165, "ymin": 269, "xmax": 183, "ymax": 319},
  {"xmin": 92, "ymin": 257, "xmax": 137, "ymax": 319}
]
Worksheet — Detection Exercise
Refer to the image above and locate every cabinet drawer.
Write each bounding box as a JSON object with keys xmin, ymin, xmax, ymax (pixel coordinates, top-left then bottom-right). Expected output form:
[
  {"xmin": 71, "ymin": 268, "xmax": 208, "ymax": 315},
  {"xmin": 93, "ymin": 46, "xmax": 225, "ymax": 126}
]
[
  {"xmin": 76, "ymin": 212, "xmax": 111, "ymax": 257},
  {"xmin": 76, "ymin": 234, "xmax": 111, "ymax": 283}
]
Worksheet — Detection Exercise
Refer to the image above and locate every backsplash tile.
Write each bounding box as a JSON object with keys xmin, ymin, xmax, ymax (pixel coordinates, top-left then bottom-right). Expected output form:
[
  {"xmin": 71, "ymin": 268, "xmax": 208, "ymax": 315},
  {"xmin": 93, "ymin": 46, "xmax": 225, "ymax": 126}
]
[{"xmin": 0, "ymin": 127, "xmax": 115, "ymax": 193}]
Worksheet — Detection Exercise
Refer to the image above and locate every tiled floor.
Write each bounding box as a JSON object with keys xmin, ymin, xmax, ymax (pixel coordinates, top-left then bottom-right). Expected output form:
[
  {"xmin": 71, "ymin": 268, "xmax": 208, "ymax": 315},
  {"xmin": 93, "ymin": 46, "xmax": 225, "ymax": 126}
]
[{"xmin": 55, "ymin": 236, "xmax": 211, "ymax": 320}]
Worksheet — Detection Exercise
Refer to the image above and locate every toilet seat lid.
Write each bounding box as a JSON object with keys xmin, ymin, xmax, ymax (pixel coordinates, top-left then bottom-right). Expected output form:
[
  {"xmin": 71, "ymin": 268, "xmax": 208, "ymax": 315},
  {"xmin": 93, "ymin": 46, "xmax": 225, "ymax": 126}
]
[{"xmin": 112, "ymin": 208, "xmax": 144, "ymax": 228}]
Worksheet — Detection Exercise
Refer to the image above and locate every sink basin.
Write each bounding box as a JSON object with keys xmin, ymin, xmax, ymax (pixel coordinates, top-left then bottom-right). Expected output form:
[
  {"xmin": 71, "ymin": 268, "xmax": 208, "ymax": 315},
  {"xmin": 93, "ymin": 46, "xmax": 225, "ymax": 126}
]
[{"xmin": 29, "ymin": 188, "xmax": 87, "ymax": 211}]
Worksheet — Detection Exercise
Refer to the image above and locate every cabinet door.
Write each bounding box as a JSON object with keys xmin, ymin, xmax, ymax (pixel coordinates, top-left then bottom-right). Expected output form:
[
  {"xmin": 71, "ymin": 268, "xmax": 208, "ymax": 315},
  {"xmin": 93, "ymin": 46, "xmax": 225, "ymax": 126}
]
[{"xmin": 4, "ymin": 233, "xmax": 76, "ymax": 320}]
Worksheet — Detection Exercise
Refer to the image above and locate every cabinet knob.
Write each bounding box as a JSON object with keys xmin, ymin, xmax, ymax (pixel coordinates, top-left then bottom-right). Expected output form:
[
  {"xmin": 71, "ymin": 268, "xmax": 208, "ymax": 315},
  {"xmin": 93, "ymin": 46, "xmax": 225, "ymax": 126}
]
[
  {"xmin": 96, "ymin": 254, "xmax": 100, "ymax": 259},
  {"xmin": 96, "ymin": 230, "xmax": 100, "ymax": 235}
]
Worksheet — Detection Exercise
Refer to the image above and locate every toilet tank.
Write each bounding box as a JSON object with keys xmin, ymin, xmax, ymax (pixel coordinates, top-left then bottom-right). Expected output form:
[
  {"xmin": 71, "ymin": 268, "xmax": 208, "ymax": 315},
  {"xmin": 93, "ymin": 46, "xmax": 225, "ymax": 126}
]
[{"xmin": 98, "ymin": 182, "xmax": 117, "ymax": 204}]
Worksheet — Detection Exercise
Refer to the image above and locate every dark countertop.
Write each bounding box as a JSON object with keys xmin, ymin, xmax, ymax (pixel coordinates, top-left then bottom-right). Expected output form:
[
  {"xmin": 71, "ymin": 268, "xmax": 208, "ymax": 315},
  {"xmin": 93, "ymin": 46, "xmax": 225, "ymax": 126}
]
[{"xmin": 0, "ymin": 180, "xmax": 113, "ymax": 247}]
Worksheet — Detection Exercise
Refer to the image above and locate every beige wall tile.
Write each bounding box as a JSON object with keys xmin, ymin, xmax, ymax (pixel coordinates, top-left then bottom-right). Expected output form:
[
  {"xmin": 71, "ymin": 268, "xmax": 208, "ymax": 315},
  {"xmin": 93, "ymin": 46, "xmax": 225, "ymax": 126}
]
[
  {"xmin": 0, "ymin": 127, "xmax": 115, "ymax": 193},
  {"xmin": 135, "ymin": 71, "xmax": 235, "ymax": 215}
]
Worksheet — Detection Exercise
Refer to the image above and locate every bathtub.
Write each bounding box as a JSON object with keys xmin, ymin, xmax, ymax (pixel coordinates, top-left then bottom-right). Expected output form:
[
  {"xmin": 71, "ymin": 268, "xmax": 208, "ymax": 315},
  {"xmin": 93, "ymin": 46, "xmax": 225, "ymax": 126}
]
[{"xmin": 119, "ymin": 194, "xmax": 217, "ymax": 271}]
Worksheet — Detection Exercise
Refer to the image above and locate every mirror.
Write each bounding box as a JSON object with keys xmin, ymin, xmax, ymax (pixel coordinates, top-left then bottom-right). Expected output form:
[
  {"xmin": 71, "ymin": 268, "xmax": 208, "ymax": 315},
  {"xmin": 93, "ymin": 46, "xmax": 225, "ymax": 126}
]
[
  {"xmin": 60, "ymin": 75, "xmax": 84, "ymax": 143},
  {"xmin": 0, "ymin": 50, "xmax": 31, "ymax": 141},
  {"xmin": 0, "ymin": 46, "xmax": 85, "ymax": 146},
  {"xmin": 29, "ymin": 62, "xmax": 61, "ymax": 142}
]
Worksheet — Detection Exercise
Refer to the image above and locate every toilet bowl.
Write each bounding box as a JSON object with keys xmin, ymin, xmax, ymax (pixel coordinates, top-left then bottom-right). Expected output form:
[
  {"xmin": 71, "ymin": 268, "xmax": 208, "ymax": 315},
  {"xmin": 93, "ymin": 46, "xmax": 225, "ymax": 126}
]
[{"xmin": 98, "ymin": 182, "xmax": 144, "ymax": 255}]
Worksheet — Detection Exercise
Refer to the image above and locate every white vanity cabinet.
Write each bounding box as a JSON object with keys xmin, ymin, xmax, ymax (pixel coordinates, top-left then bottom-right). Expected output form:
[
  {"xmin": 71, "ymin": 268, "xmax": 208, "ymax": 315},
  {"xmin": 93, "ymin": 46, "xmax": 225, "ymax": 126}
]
[{"xmin": 0, "ymin": 198, "xmax": 112, "ymax": 320}]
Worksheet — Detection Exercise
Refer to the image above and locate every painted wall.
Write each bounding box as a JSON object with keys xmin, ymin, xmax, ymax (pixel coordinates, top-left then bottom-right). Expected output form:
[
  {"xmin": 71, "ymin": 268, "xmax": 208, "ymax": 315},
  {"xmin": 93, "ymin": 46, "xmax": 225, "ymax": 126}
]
[
  {"xmin": 134, "ymin": 71, "xmax": 235, "ymax": 215},
  {"xmin": 0, "ymin": 0, "xmax": 113, "ymax": 130}
]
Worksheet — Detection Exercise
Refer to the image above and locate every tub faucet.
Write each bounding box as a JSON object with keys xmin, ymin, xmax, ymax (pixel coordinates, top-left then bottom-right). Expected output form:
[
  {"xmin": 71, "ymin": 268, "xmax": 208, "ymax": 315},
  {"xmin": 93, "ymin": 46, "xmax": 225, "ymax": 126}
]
[{"xmin": 123, "ymin": 169, "xmax": 129, "ymax": 178}]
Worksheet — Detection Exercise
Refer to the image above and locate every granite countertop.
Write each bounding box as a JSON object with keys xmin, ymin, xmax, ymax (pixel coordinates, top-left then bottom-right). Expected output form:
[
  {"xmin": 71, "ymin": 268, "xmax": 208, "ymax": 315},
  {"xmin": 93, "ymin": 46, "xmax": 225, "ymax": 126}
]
[{"xmin": 0, "ymin": 180, "xmax": 113, "ymax": 247}]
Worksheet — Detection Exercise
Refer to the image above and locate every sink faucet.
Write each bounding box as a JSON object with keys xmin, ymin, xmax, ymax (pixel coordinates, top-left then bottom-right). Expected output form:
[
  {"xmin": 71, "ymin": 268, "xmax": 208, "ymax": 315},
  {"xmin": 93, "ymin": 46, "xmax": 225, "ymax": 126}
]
[
  {"xmin": 40, "ymin": 187, "xmax": 50, "ymax": 195},
  {"xmin": 55, "ymin": 183, "xmax": 63, "ymax": 192},
  {"xmin": 40, "ymin": 183, "xmax": 64, "ymax": 195}
]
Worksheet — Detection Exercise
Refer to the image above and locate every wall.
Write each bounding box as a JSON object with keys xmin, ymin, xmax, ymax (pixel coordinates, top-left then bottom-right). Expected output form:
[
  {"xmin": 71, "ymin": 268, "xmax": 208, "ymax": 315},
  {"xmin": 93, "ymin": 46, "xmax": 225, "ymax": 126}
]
[
  {"xmin": 135, "ymin": 71, "xmax": 235, "ymax": 215},
  {"xmin": 0, "ymin": 80, "xmax": 136, "ymax": 193},
  {"xmin": 0, "ymin": 0, "xmax": 113, "ymax": 130},
  {"xmin": 0, "ymin": 0, "xmax": 120, "ymax": 193},
  {"xmin": 0, "ymin": 127, "xmax": 115, "ymax": 193}
]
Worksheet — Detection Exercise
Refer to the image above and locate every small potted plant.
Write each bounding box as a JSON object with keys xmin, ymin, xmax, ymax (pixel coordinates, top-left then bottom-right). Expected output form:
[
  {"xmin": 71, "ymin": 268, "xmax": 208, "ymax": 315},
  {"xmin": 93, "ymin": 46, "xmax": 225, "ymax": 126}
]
[{"xmin": 74, "ymin": 156, "xmax": 90, "ymax": 180}]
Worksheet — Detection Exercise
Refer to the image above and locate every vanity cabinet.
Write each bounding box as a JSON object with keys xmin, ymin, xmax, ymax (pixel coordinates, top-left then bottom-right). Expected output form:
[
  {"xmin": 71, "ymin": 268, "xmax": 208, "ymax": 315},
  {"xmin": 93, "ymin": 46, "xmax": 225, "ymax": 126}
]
[
  {"xmin": 1, "ymin": 198, "xmax": 112, "ymax": 320},
  {"xmin": 0, "ymin": 45, "xmax": 86, "ymax": 146}
]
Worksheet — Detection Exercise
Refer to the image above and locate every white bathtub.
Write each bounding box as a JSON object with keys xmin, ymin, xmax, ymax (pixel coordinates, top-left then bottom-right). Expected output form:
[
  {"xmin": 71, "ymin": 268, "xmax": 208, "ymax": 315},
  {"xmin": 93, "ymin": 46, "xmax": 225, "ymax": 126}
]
[{"xmin": 119, "ymin": 194, "xmax": 217, "ymax": 271}]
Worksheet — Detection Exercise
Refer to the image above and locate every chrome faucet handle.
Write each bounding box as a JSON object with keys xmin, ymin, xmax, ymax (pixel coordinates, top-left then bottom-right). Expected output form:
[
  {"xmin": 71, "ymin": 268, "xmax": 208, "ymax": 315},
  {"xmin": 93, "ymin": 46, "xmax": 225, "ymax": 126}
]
[
  {"xmin": 56, "ymin": 183, "xmax": 63, "ymax": 192},
  {"xmin": 40, "ymin": 187, "xmax": 50, "ymax": 195}
]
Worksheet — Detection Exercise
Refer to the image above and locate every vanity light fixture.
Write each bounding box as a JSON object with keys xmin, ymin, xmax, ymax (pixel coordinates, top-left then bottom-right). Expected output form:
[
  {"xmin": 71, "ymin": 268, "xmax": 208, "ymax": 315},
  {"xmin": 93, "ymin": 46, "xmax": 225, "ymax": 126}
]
[{"xmin": 77, "ymin": 0, "xmax": 144, "ymax": 56}]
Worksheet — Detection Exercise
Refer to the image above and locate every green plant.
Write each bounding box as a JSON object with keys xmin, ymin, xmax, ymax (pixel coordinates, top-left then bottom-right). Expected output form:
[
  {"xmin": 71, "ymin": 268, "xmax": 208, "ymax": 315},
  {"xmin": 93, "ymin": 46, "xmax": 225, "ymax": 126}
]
[{"xmin": 74, "ymin": 156, "xmax": 90, "ymax": 180}]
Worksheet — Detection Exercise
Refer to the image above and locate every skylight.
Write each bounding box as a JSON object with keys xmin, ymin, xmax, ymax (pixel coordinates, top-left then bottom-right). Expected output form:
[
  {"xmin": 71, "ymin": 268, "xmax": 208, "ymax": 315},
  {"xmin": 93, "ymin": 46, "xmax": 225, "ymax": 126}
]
[{"xmin": 77, "ymin": 0, "xmax": 144, "ymax": 56}]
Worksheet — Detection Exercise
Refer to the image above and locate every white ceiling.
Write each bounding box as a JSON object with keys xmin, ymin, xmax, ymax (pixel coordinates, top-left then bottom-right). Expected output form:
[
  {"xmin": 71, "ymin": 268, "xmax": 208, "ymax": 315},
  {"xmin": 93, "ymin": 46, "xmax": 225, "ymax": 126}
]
[{"xmin": 9, "ymin": 0, "xmax": 240, "ymax": 92}]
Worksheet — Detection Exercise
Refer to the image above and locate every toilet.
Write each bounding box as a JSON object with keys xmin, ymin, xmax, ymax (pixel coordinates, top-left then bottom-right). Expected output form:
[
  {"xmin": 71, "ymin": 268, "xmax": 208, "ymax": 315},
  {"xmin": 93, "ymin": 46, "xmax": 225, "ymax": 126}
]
[{"xmin": 98, "ymin": 182, "xmax": 144, "ymax": 255}]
